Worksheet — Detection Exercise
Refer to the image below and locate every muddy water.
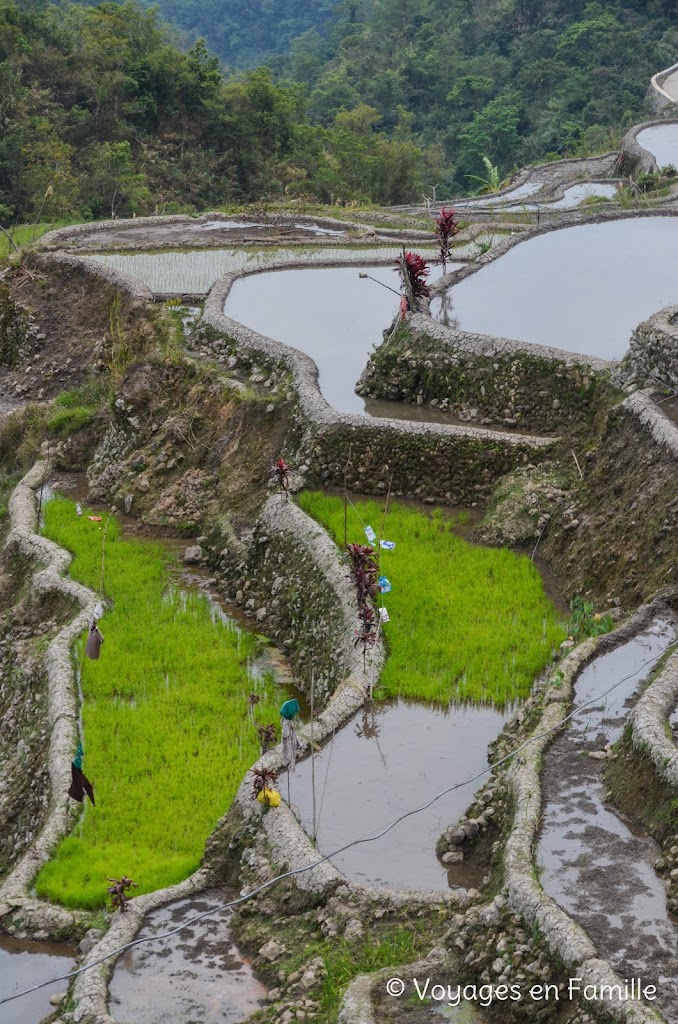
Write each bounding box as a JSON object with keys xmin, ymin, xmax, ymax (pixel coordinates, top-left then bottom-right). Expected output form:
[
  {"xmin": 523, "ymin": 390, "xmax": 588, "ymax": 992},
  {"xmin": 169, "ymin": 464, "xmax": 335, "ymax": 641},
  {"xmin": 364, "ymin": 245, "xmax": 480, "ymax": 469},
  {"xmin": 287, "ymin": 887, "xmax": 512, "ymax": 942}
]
[
  {"xmin": 224, "ymin": 262, "xmax": 449, "ymax": 417},
  {"xmin": 109, "ymin": 892, "xmax": 267, "ymax": 1024},
  {"xmin": 636, "ymin": 125, "xmax": 678, "ymax": 168},
  {"xmin": 530, "ymin": 182, "xmax": 619, "ymax": 210},
  {"xmin": 432, "ymin": 217, "xmax": 678, "ymax": 359},
  {"xmin": 90, "ymin": 245, "xmax": 440, "ymax": 296},
  {"xmin": 538, "ymin": 618, "xmax": 678, "ymax": 1022},
  {"xmin": 64, "ymin": 217, "xmax": 350, "ymax": 253},
  {"xmin": 291, "ymin": 699, "xmax": 509, "ymax": 891},
  {"xmin": 0, "ymin": 935, "xmax": 75, "ymax": 1024},
  {"xmin": 454, "ymin": 182, "xmax": 543, "ymax": 208}
]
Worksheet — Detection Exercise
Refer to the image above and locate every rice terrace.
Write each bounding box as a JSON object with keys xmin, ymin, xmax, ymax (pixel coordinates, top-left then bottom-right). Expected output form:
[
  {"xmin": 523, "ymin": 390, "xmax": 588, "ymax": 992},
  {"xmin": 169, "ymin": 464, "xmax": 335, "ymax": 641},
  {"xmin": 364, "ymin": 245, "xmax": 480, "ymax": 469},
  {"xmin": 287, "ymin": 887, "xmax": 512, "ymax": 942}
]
[{"xmin": 1, "ymin": 9, "xmax": 678, "ymax": 1024}]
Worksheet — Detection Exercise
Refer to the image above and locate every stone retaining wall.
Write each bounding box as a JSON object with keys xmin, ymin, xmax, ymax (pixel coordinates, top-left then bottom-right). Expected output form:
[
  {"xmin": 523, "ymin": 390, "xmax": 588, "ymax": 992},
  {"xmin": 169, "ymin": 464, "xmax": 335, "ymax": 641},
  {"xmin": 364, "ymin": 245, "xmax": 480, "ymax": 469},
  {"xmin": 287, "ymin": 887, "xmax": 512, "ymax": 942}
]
[
  {"xmin": 0, "ymin": 461, "xmax": 98, "ymax": 936},
  {"xmin": 629, "ymin": 650, "xmax": 678, "ymax": 789},
  {"xmin": 67, "ymin": 492, "xmax": 465, "ymax": 1024},
  {"xmin": 201, "ymin": 259, "xmax": 556, "ymax": 505},
  {"xmin": 357, "ymin": 317, "xmax": 618, "ymax": 433},
  {"xmin": 619, "ymin": 119, "xmax": 678, "ymax": 174},
  {"xmin": 38, "ymin": 212, "xmax": 432, "ymax": 254},
  {"xmin": 503, "ymin": 599, "xmax": 674, "ymax": 1024},
  {"xmin": 647, "ymin": 64, "xmax": 678, "ymax": 113},
  {"xmin": 628, "ymin": 305, "xmax": 678, "ymax": 388},
  {"xmin": 40, "ymin": 251, "xmax": 153, "ymax": 302}
]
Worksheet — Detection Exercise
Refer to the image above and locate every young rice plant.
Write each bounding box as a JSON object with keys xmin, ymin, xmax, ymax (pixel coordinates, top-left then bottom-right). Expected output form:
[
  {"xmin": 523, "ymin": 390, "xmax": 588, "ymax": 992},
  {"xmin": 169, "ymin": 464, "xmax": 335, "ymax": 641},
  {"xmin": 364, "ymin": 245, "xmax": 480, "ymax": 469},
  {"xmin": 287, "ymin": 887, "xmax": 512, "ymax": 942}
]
[
  {"xmin": 298, "ymin": 492, "xmax": 565, "ymax": 707},
  {"xmin": 36, "ymin": 497, "xmax": 279, "ymax": 909}
]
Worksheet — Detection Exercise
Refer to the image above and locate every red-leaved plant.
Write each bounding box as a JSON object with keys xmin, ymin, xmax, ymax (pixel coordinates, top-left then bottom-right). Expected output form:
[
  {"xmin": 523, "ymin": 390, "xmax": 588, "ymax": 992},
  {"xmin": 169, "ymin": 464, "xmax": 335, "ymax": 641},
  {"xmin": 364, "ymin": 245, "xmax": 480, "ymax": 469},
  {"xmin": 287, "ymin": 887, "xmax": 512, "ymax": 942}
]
[
  {"xmin": 107, "ymin": 876, "xmax": 138, "ymax": 912},
  {"xmin": 270, "ymin": 457, "xmax": 291, "ymax": 501},
  {"xmin": 346, "ymin": 544, "xmax": 379, "ymax": 665},
  {"xmin": 395, "ymin": 251, "xmax": 430, "ymax": 310},
  {"xmin": 249, "ymin": 764, "xmax": 279, "ymax": 800},
  {"xmin": 434, "ymin": 207, "xmax": 460, "ymax": 273}
]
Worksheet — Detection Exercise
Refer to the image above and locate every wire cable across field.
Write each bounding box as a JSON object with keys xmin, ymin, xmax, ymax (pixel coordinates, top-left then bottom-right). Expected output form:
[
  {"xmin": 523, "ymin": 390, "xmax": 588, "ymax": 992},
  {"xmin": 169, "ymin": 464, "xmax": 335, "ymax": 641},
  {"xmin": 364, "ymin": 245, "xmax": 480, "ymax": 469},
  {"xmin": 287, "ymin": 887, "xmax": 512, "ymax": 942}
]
[{"xmin": 2, "ymin": 631, "xmax": 676, "ymax": 1008}]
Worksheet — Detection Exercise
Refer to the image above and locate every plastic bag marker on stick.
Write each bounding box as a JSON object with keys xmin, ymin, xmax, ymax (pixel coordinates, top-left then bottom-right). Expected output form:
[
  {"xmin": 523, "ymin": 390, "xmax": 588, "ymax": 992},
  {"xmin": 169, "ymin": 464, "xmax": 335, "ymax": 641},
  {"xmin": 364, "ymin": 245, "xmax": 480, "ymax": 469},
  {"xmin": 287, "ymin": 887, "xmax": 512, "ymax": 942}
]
[{"xmin": 378, "ymin": 575, "xmax": 392, "ymax": 594}]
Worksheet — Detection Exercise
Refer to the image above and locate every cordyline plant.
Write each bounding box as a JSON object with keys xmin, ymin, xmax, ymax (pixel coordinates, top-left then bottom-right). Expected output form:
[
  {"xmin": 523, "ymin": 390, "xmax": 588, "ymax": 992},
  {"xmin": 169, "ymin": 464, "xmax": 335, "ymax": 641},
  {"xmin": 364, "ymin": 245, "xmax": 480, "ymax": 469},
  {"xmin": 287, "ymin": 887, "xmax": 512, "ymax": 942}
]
[
  {"xmin": 270, "ymin": 457, "xmax": 291, "ymax": 501},
  {"xmin": 249, "ymin": 764, "xmax": 279, "ymax": 800},
  {"xmin": 434, "ymin": 207, "xmax": 460, "ymax": 273},
  {"xmin": 106, "ymin": 875, "xmax": 138, "ymax": 912},
  {"xmin": 395, "ymin": 251, "xmax": 430, "ymax": 312},
  {"xmin": 346, "ymin": 543, "xmax": 379, "ymax": 665},
  {"xmin": 257, "ymin": 722, "xmax": 278, "ymax": 754}
]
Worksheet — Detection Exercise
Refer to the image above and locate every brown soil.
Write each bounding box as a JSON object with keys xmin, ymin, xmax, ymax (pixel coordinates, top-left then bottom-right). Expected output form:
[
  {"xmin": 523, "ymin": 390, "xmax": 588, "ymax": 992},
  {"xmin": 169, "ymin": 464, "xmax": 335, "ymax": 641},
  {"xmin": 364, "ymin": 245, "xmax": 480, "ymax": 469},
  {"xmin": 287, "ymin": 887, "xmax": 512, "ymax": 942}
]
[{"xmin": 1, "ymin": 255, "xmax": 155, "ymax": 403}]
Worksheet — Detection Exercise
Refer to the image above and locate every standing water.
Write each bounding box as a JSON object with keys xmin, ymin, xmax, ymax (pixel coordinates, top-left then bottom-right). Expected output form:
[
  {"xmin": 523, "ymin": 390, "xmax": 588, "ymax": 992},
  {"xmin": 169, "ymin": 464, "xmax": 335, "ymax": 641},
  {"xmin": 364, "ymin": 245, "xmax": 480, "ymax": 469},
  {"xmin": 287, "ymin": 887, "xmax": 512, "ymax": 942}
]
[
  {"xmin": 538, "ymin": 618, "xmax": 678, "ymax": 1023},
  {"xmin": 432, "ymin": 217, "xmax": 678, "ymax": 359},
  {"xmin": 291, "ymin": 698, "xmax": 509, "ymax": 891},
  {"xmin": 636, "ymin": 125, "xmax": 678, "ymax": 168},
  {"xmin": 224, "ymin": 262, "xmax": 449, "ymax": 416},
  {"xmin": 0, "ymin": 935, "xmax": 75, "ymax": 1024},
  {"xmin": 109, "ymin": 893, "xmax": 267, "ymax": 1024}
]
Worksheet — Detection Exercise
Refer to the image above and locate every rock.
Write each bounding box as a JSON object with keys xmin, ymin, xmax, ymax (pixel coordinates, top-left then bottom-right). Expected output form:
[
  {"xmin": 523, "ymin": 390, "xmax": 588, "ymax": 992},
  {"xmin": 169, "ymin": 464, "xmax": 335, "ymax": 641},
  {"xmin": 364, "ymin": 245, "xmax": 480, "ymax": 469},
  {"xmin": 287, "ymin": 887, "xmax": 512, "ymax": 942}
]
[
  {"xmin": 78, "ymin": 928, "xmax": 104, "ymax": 956},
  {"xmin": 343, "ymin": 919, "xmax": 364, "ymax": 942},
  {"xmin": 183, "ymin": 545, "xmax": 202, "ymax": 565},
  {"xmin": 446, "ymin": 826, "xmax": 467, "ymax": 845},
  {"xmin": 259, "ymin": 939, "xmax": 286, "ymax": 962},
  {"xmin": 255, "ymin": 607, "xmax": 268, "ymax": 622},
  {"xmin": 560, "ymin": 639, "xmax": 575, "ymax": 651},
  {"xmin": 123, "ymin": 494, "xmax": 133, "ymax": 514},
  {"xmin": 588, "ymin": 750, "xmax": 608, "ymax": 760},
  {"xmin": 442, "ymin": 850, "xmax": 464, "ymax": 864},
  {"xmin": 49, "ymin": 992, "xmax": 67, "ymax": 1006}
]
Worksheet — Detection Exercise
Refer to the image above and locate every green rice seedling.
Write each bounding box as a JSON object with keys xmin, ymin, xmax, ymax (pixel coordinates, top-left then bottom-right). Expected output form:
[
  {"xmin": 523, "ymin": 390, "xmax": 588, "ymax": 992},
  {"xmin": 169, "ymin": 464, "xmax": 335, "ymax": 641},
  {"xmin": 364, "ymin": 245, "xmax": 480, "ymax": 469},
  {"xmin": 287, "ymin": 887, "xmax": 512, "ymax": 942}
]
[
  {"xmin": 298, "ymin": 492, "xmax": 565, "ymax": 708},
  {"xmin": 36, "ymin": 497, "xmax": 280, "ymax": 909}
]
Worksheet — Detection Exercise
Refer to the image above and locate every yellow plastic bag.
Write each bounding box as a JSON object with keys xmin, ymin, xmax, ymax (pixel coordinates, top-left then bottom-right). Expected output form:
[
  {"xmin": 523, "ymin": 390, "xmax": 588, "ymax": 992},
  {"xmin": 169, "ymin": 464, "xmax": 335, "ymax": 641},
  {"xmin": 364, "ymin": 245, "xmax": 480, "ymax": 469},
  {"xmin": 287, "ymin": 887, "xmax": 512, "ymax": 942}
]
[{"xmin": 257, "ymin": 787, "xmax": 281, "ymax": 808}]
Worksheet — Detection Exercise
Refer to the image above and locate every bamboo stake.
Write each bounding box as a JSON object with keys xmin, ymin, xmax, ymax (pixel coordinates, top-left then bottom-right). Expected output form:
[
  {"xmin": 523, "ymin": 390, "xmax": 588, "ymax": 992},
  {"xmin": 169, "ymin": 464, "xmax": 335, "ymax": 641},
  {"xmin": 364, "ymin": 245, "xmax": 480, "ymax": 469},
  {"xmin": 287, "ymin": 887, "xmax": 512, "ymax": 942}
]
[
  {"xmin": 100, "ymin": 514, "xmax": 111, "ymax": 597},
  {"xmin": 36, "ymin": 441, "xmax": 50, "ymax": 524},
  {"xmin": 343, "ymin": 444, "xmax": 352, "ymax": 550},
  {"xmin": 571, "ymin": 449, "xmax": 584, "ymax": 481},
  {"xmin": 310, "ymin": 666, "xmax": 317, "ymax": 845}
]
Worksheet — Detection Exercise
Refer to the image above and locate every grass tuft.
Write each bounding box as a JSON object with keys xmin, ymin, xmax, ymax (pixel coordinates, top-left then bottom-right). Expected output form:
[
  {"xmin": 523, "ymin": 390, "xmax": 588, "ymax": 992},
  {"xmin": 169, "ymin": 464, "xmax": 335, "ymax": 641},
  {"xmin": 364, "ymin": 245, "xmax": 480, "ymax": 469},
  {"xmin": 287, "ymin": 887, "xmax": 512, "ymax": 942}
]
[
  {"xmin": 36, "ymin": 497, "xmax": 280, "ymax": 909},
  {"xmin": 297, "ymin": 492, "xmax": 565, "ymax": 707}
]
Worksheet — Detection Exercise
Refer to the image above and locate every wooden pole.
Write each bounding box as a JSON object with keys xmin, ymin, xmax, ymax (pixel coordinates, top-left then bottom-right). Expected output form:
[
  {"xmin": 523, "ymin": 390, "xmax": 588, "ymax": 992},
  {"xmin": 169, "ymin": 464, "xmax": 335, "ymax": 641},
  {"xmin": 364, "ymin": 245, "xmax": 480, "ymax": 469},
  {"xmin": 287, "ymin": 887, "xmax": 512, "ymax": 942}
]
[
  {"xmin": 100, "ymin": 514, "xmax": 111, "ymax": 597},
  {"xmin": 343, "ymin": 445, "xmax": 352, "ymax": 549},
  {"xmin": 310, "ymin": 666, "xmax": 317, "ymax": 844}
]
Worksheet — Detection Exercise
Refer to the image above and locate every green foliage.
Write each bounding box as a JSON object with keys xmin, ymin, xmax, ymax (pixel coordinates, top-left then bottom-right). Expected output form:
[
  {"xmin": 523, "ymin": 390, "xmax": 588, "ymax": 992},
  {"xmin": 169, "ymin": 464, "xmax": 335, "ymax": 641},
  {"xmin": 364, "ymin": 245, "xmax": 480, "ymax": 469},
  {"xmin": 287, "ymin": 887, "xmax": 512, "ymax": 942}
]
[
  {"xmin": 567, "ymin": 595, "xmax": 614, "ymax": 642},
  {"xmin": 45, "ymin": 406, "xmax": 95, "ymax": 437},
  {"xmin": 298, "ymin": 492, "xmax": 565, "ymax": 706},
  {"xmin": 35, "ymin": 497, "xmax": 279, "ymax": 908},
  {"xmin": 0, "ymin": 0, "xmax": 425, "ymax": 221}
]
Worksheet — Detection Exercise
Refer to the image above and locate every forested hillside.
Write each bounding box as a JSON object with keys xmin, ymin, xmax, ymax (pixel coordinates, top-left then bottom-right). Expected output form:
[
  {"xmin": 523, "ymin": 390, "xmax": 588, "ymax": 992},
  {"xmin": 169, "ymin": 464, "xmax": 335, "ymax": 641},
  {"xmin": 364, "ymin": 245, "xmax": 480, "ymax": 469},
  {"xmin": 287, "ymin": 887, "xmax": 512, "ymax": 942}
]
[
  {"xmin": 3, "ymin": 0, "xmax": 678, "ymax": 225},
  {"xmin": 137, "ymin": 0, "xmax": 678, "ymax": 189},
  {"xmin": 148, "ymin": 0, "xmax": 343, "ymax": 69},
  {"xmin": 0, "ymin": 0, "xmax": 424, "ymax": 222},
  {"xmin": 274, "ymin": 0, "xmax": 678, "ymax": 187}
]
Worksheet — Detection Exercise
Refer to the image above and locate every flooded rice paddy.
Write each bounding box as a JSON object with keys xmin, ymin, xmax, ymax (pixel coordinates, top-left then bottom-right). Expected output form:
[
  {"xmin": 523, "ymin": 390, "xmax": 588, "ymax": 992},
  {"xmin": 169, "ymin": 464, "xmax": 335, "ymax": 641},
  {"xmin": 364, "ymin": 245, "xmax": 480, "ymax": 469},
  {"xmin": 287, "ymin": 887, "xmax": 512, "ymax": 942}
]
[
  {"xmin": 636, "ymin": 124, "xmax": 678, "ymax": 168},
  {"xmin": 0, "ymin": 935, "xmax": 75, "ymax": 1024},
  {"xmin": 90, "ymin": 245, "xmax": 441, "ymax": 296},
  {"xmin": 292, "ymin": 698, "xmax": 509, "ymax": 891},
  {"xmin": 454, "ymin": 182, "xmax": 543, "ymax": 207},
  {"xmin": 109, "ymin": 893, "xmax": 267, "ymax": 1024},
  {"xmin": 224, "ymin": 262, "xmax": 448, "ymax": 416},
  {"xmin": 432, "ymin": 216, "xmax": 678, "ymax": 359},
  {"xmin": 455, "ymin": 181, "xmax": 618, "ymax": 211},
  {"xmin": 538, "ymin": 617, "xmax": 678, "ymax": 1024},
  {"xmin": 61, "ymin": 217, "xmax": 352, "ymax": 253},
  {"xmin": 530, "ymin": 182, "xmax": 619, "ymax": 210}
]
